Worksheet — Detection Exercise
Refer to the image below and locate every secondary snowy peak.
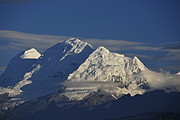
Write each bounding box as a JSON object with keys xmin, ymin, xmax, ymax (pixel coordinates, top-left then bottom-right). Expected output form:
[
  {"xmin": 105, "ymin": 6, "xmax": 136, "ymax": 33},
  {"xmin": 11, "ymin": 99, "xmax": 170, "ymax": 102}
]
[
  {"xmin": 132, "ymin": 56, "xmax": 147, "ymax": 71},
  {"xmin": 0, "ymin": 48, "xmax": 40, "ymax": 87},
  {"xmin": 20, "ymin": 48, "xmax": 41, "ymax": 59}
]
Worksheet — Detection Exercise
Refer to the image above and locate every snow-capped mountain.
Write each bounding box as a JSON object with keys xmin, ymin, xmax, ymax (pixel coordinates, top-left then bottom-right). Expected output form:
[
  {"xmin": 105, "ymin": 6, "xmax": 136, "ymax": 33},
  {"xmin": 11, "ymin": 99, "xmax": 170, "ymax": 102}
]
[
  {"xmin": 0, "ymin": 38, "xmax": 179, "ymax": 111},
  {"xmin": 63, "ymin": 46, "xmax": 148, "ymax": 100}
]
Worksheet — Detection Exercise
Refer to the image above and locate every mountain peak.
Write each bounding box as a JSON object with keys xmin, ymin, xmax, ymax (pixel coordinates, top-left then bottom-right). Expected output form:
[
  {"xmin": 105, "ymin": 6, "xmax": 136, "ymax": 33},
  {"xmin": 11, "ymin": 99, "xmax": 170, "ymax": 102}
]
[
  {"xmin": 96, "ymin": 46, "xmax": 109, "ymax": 52},
  {"xmin": 133, "ymin": 56, "xmax": 147, "ymax": 71},
  {"xmin": 65, "ymin": 38, "xmax": 82, "ymax": 44},
  {"xmin": 64, "ymin": 38, "xmax": 93, "ymax": 49},
  {"xmin": 42, "ymin": 38, "xmax": 93, "ymax": 60},
  {"xmin": 20, "ymin": 48, "xmax": 41, "ymax": 59},
  {"xmin": 92, "ymin": 46, "xmax": 110, "ymax": 56},
  {"xmin": 62, "ymin": 38, "xmax": 93, "ymax": 54}
]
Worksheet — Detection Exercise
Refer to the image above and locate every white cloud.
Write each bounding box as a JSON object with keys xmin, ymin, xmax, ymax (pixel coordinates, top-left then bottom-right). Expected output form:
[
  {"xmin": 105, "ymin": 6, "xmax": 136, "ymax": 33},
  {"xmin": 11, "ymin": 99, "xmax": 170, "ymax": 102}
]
[
  {"xmin": 124, "ymin": 53, "xmax": 153, "ymax": 59},
  {"xmin": 128, "ymin": 46, "xmax": 160, "ymax": 51},
  {"xmin": 63, "ymin": 81, "xmax": 118, "ymax": 88},
  {"xmin": 159, "ymin": 64, "xmax": 180, "ymax": 71},
  {"xmin": 0, "ymin": 67, "xmax": 6, "ymax": 75},
  {"xmin": 154, "ymin": 50, "xmax": 180, "ymax": 60},
  {"xmin": 162, "ymin": 41, "xmax": 180, "ymax": 44},
  {"xmin": 138, "ymin": 70, "xmax": 180, "ymax": 92},
  {"xmin": 0, "ymin": 30, "xmax": 70, "ymax": 52}
]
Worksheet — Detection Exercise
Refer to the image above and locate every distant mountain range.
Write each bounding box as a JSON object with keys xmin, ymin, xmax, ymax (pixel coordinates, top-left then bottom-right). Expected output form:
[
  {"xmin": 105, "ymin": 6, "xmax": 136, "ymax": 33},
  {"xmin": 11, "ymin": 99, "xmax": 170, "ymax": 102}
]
[{"xmin": 0, "ymin": 38, "xmax": 180, "ymax": 120}]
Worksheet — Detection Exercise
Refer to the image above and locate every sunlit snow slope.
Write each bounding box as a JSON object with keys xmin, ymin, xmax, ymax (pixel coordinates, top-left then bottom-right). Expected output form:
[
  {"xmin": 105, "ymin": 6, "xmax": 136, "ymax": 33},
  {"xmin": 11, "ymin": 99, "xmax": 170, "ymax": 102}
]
[{"xmin": 63, "ymin": 46, "xmax": 148, "ymax": 100}]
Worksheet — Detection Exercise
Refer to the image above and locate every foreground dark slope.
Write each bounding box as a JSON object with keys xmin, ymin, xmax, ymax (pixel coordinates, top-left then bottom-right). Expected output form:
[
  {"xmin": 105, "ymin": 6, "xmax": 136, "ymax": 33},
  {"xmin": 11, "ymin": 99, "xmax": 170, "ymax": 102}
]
[
  {"xmin": 116, "ymin": 112, "xmax": 180, "ymax": 120},
  {"xmin": 1, "ymin": 90, "xmax": 180, "ymax": 120}
]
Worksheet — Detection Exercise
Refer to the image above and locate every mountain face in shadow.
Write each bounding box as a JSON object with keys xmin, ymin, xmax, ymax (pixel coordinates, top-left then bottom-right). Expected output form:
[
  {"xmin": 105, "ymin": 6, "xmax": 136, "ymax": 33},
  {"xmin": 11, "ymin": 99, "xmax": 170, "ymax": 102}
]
[{"xmin": 1, "ymin": 90, "xmax": 180, "ymax": 120}]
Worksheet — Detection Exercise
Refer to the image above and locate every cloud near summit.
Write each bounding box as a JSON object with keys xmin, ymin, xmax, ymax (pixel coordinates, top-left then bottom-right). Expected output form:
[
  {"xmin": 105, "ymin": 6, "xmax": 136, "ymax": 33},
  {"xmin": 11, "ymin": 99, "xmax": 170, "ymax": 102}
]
[{"xmin": 0, "ymin": 30, "xmax": 69, "ymax": 52}]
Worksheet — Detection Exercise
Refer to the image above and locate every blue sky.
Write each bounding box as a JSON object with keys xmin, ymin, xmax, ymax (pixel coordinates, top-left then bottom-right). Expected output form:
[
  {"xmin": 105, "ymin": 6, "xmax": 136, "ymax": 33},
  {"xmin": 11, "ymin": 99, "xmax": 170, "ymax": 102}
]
[{"xmin": 0, "ymin": 0, "xmax": 180, "ymax": 73}]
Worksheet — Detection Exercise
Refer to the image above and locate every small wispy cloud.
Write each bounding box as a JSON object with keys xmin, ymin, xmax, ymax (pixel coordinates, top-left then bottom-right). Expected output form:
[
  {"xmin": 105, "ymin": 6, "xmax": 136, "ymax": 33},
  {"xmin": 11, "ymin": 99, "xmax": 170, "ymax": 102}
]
[
  {"xmin": 0, "ymin": 67, "xmax": 6, "ymax": 75},
  {"xmin": 84, "ymin": 38, "xmax": 142, "ymax": 46},
  {"xmin": 160, "ymin": 45, "xmax": 180, "ymax": 51},
  {"xmin": 124, "ymin": 53, "xmax": 153, "ymax": 59},
  {"xmin": 154, "ymin": 45, "xmax": 180, "ymax": 60},
  {"xmin": 0, "ymin": 30, "xmax": 70, "ymax": 52},
  {"xmin": 83, "ymin": 38, "xmax": 144, "ymax": 52},
  {"xmin": 159, "ymin": 64, "xmax": 180, "ymax": 72},
  {"xmin": 139, "ymin": 70, "xmax": 180, "ymax": 92},
  {"xmin": 154, "ymin": 52, "xmax": 180, "ymax": 60},
  {"xmin": 0, "ymin": 67, "xmax": 6, "ymax": 71},
  {"xmin": 162, "ymin": 41, "xmax": 180, "ymax": 45},
  {"xmin": 128, "ymin": 46, "xmax": 160, "ymax": 51}
]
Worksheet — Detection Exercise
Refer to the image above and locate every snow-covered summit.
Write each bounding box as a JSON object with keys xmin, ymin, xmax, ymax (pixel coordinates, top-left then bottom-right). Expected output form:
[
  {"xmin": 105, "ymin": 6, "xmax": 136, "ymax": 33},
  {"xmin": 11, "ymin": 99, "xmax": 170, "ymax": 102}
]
[
  {"xmin": 63, "ymin": 46, "xmax": 148, "ymax": 100},
  {"xmin": 68, "ymin": 46, "xmax": 147, "ymax": 81},
  {"xmin": 95, "ymin": 46, "xmax": 110, "ymax": 52},
  {"xmin": 20, "ymin": 48, "xmax": 41, "ymax": 59},
  {"xmin": 64, "ymin": 38, "xmax": 93, "ymax": 52},
  {"xmin": 38, "ymin": 38, "xmax": 94, "ymax": 76},
  {"xmin": 41, "ymin": 38, "xmax": 93, "ymax": 61}
]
